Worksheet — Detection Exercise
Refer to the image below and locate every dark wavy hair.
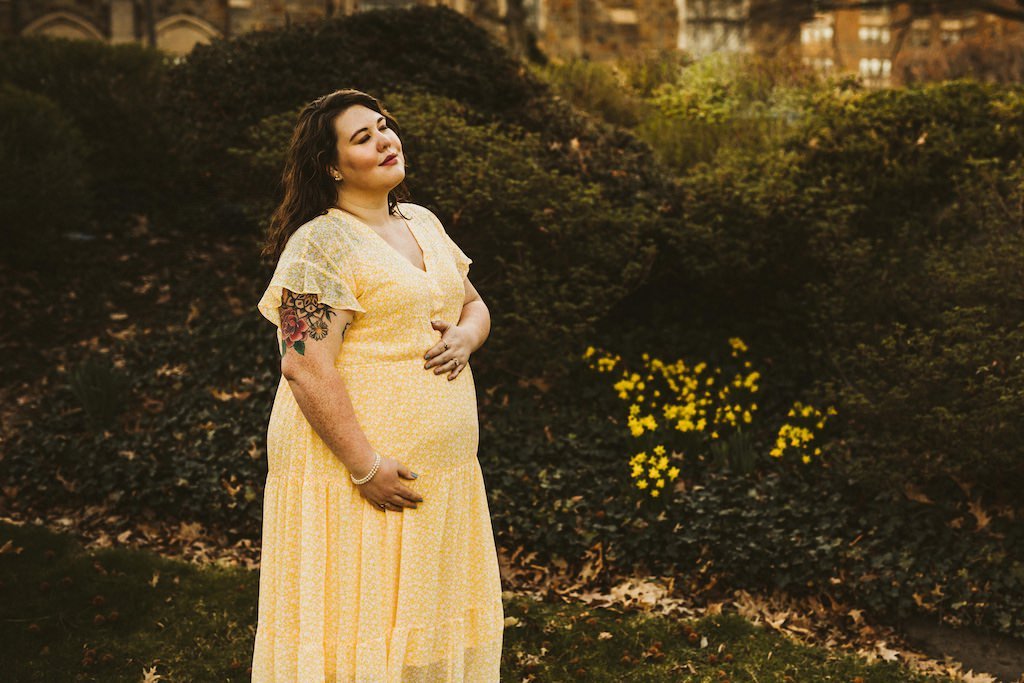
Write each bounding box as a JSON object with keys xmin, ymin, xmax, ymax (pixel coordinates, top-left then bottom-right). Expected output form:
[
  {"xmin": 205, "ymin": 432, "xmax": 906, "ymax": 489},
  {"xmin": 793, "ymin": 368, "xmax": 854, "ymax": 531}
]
[{"xmin": 261, "ymin": 89, "xmax": 412, "ymax": 263}]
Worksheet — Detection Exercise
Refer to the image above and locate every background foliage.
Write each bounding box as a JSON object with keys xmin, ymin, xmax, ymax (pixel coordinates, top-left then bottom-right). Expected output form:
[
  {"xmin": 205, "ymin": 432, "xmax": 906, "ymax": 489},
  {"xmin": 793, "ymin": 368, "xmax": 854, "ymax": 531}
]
[
  {"xmin": 1, "ymin": 8, "xmax": 1022, "ymax": 649},
  {"xmin": 0, "ymin": 36, "xmax": 176, "ymax": 226},
  {"xmin": 0, "ymin": 82, "xmax": 94, "ymax": 263}
]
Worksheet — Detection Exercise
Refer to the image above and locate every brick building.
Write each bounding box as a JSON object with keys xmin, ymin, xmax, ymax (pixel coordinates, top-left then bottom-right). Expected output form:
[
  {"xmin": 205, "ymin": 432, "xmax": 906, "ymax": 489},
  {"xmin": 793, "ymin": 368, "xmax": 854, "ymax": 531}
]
[{"xmin": 800, "ymin": 1, "xmax": 1024, "ymax": 87}]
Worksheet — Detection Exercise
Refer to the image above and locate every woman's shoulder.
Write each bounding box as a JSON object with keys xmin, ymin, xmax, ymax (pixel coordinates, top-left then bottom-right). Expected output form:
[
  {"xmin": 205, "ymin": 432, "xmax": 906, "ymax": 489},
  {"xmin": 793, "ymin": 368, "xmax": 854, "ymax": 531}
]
[
  {"xmin": 300, "ymin": 209, "xmax": 345, "ymax": 234},
  {"xmin": 400, "ymin": 202, "xmax": 443, "ymax": 231},
  {"xmin": 309, "ymin": 210, "xmax": 366, "ymax": 240},
  {"xmin": 282, "ymin": 211, "xmax": 355, "ymax": 260},
  {"xmin": 399, "ymin": 201, "xmax": 426, "ymax": 218}
]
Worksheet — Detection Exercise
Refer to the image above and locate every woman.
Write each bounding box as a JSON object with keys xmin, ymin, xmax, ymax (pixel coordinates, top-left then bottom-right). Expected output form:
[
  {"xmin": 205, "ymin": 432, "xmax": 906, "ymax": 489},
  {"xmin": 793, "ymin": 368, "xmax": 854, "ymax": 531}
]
[{"xmin": 252, "ymin": 89, "xmax": 504, "ymax": 682}]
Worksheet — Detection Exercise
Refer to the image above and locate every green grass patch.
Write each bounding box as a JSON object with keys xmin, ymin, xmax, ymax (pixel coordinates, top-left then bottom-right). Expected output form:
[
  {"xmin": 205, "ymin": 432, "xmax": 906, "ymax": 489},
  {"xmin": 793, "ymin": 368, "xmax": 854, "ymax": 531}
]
[
  {"xmin": 0, "ymin": 520, "xmax": 953, "ymax": 682},
  {"xmin": 501, "ymin": 592, "xmax": 955, "ymax": 682},
  {"xmin": 0, "ymin": 520, "xmax": 257, "ymax": 681}
]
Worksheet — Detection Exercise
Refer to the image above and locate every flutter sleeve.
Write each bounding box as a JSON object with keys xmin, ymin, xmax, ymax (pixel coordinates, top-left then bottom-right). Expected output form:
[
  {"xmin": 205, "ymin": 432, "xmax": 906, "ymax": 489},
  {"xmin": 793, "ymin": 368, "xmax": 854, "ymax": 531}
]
[
  {"xmin": 421, "ymin": 206, "xmax": 472, "ymax": 280},
  {"xmin": 257, "ymin": 229, "xmax": 365, "ymax": 329}
]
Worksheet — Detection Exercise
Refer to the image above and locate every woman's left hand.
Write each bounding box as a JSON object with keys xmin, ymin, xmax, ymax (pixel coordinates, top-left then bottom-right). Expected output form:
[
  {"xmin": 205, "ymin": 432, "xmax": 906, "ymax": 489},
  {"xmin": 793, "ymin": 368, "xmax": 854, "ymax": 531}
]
[{"xmin": 424, "ymin": 319, "xmax": 470, "ymax": 381}]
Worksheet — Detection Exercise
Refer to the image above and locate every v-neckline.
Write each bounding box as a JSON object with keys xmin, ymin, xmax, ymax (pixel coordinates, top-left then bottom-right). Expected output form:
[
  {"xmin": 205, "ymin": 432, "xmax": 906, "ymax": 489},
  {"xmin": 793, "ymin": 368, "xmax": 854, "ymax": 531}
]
[{"xmin": 328, "ymin": 206, "xmax": 429, "ymax": 276}]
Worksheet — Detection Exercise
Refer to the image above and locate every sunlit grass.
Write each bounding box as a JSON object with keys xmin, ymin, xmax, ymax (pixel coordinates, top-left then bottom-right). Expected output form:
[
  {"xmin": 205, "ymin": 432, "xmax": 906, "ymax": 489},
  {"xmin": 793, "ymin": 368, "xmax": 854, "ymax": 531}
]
[{"xmin": 0, "ymin": 520, "xmax": 953, "ymax": 681}]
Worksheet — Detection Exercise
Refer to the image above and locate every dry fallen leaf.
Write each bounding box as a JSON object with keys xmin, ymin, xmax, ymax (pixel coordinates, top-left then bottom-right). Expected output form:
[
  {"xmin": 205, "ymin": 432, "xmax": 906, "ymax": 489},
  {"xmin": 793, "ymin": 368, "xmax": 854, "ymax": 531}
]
[
  {"xmin": 875, "ymin": 640, "xmax": 899, "ymax": 662},
  {"xmin": 178, "ymin": 521, "xmax": 203, "ymax": 542},
  {"xmin": 968, "ymin": 498, "xmax": 991, "ymax": 531},
  {"xmin": 209, "ymin": 387, "xmax": 252, "ymax": 401},
  {"xmin": 903, "ymin": 482, "xmax": 933, "ymax": 504},
  {"xmin": 141, "ymin": 664, "xmax": 163, "ymax": 682}
]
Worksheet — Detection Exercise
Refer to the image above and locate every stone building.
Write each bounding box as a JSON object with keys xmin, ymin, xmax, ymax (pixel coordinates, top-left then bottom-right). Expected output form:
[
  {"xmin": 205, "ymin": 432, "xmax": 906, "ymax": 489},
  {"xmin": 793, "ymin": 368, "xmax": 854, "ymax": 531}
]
[
  {"xmin": 0, "ymin": 0, "xmax": 498, "ymax": 56},
  {"xmin": 1, "ymin": 0, "xmax": 226, "ymax": 54},
  {"xmin": 0, "ymin": 0, "xmax": 682, "ymax": 61}
]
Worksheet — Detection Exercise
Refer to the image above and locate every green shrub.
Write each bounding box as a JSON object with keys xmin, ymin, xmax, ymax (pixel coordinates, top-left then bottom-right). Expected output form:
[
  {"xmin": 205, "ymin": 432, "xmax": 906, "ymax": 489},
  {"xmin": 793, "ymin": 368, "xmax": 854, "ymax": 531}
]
[
  {"xmin": 617, "ymin": 48, "xmax": 692, "ymax": 98},
  {"xmin": 639, "ymin": 51, "xmax": 840, "ymax": 170},
  {"xmin": 159, "ymin": 6, "xmax": 545, "ymax": 233},
  {"xmin": 238, "ymin": 88, "xmax": 657, "ymax": 378},
  {"xmin": 530, "ymin": 57, "xmax": 648, "ymax": 128},
  {"xmin": 397, "ymin": 92, "xmax": 664, "ymax": 374},
  {"xmin": 818, "ymin": 307, "xmax": 1024, "ymax": 494},
  {"xmin": 7, "ymin": 315, "xmax": 268, "ymax": 525},
  {"xmin": 7, "ymin": 15, "xmax": 1023, "ymax": 654},
  {"xmin": 0, "ymin": 82, "xmax": 93, "ymax": 264},
  {"xmin": 9, "ymin": 325, "xmax": 1024, "ymax": 642},
  {"xmin": 638, "ymin": 81, "xmax": 1024, "ymax": 494},
  {"xmin": 170, "ymin": 6, "xmax": 675, "ymax": 380},
  {"xmin": 475, "ymin": 352, "xmax": 1024, "ymax": 641},
  {"xmin": 793, "ymin": 84, "xmax": 1024, "ymax": 494},
  {"xmin": 0, "ymin": 35, "xmax": 175, "ymax": 220}
]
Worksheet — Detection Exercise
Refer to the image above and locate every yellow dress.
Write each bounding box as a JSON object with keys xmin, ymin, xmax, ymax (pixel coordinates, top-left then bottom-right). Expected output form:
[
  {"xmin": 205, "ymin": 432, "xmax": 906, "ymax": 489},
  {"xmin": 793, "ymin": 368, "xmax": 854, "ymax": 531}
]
[{"xmin": 251, "ymin": 203, "xmax": 504, "ymax": 682}]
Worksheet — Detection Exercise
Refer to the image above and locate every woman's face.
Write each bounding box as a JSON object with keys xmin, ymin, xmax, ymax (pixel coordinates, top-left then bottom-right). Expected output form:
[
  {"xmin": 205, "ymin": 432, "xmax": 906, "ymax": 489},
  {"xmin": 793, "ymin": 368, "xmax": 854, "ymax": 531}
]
[{"xmin": 331, "ymin": 104, "xmax": 405, "ymax": 192}]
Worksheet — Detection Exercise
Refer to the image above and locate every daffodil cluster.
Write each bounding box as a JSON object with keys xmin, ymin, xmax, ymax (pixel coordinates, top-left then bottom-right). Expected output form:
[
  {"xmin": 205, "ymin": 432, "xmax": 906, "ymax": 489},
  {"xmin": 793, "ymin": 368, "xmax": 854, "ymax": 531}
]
[
  {"xmin": 769, "ymin": 400, "xmax": 838, "ymax": 464},
  {"xmin": 584, "ymin": 339, "xmax": 765, "ymax": 501},
  {"xmin": 628, "ymin": 445, "xmax": 680, "ymax": 498},
  {"xmin": 584, "ymin": 340, "xmax": 839, "ymax": 492},
  {"xmin": 585, "ymin": 339, "xmax": 760, "ymax": 440},
  {"xmin": 582, "ymin": 345, "xmax": 619, "ymax": 373}
]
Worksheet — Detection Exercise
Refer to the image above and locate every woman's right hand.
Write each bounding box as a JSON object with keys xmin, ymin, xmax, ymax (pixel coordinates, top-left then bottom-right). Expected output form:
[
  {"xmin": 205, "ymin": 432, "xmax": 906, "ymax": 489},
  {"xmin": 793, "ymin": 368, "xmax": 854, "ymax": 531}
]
[{"xmin": 355, "ymin": 454, "xmax": 424, "ymax": 511}]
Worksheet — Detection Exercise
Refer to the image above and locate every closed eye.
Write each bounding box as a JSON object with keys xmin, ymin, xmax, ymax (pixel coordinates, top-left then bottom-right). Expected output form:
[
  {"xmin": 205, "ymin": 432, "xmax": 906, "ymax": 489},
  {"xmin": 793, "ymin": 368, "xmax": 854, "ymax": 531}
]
[{"xmin": 359, "ymin": 125, "xmax": 387, "ymax": 143}]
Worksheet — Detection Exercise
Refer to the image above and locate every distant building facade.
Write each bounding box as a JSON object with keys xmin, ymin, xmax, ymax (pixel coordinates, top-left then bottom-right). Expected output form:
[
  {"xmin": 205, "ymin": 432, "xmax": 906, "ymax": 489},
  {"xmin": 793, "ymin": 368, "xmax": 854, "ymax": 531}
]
[
  {"xmin": 0, "ymin": 0, "xmax": 680, "ymax": 60},
  {"xmin": 800, "ymin": 1, "xmax": 1024, "ymax": 87},
  {"xmin": 2, "ymin": 0, "xmax": 1020, "ymax": 84},
  {"xmin": 1, "ymin": 0, "xmax": 228, "ymax": 55},
  {"xmin": 0, "ymin": 0, "xmax": 491, "ymax": 56},
  {"xmin": 678, "ymin": 0, "xmax": 800, "ymax": 58},
  {"xmin": 533, "ymin": 0, "xmax": 680, "ymax": 61}
]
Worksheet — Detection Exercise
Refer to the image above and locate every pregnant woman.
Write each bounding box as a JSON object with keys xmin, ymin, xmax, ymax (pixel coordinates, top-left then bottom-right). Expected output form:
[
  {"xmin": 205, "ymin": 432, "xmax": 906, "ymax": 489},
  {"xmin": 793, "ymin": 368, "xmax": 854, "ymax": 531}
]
[{"xmin": 251, "ymin": 89, "xmax": 504, "ymax": 681}]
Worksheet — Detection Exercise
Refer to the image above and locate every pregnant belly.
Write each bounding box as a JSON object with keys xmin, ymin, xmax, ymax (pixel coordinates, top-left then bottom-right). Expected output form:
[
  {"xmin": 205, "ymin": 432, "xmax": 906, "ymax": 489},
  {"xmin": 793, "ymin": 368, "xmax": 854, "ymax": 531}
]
[{"xmin": 338, "ymin": 358, "xmax": 480, "ymax": 474}]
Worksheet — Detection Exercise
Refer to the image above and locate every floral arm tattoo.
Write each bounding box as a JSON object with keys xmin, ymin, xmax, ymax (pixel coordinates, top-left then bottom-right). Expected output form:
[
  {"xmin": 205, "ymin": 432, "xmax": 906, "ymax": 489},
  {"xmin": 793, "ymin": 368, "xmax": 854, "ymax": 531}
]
[{"xmin": 278, "ymin": 290, "xmax": 351, "ymax": 357}]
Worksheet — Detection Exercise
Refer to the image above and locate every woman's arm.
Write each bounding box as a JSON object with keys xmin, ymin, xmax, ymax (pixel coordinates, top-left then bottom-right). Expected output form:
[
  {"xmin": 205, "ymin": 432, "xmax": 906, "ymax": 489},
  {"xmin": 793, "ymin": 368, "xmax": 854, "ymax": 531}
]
[
  {"xmin": 425, "ymin": 276, "xmax": 490, "ymax": 381},
  {"xmin": 278, "ymin": 288, "xmax": 377, "ymax": 480},
  {"xmin": 455, "ymin": 276, "xmax": 490, "ymax": 354}
]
